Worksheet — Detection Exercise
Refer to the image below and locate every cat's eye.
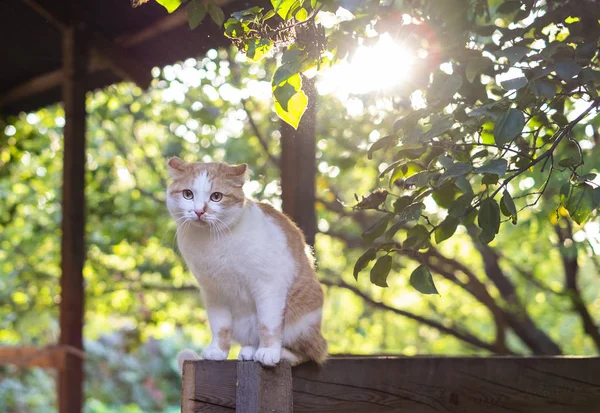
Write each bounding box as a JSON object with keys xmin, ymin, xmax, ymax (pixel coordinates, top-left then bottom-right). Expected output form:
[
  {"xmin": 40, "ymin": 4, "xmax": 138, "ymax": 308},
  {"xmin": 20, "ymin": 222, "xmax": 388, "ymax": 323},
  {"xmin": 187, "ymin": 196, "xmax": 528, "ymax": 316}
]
[
  {"xmin": 210, "ymin": 192, "xmax": 223, "ymax": 202},
  {"xmin": 182, "ymin": 189, "xmax": 194, "ymax": 200}
]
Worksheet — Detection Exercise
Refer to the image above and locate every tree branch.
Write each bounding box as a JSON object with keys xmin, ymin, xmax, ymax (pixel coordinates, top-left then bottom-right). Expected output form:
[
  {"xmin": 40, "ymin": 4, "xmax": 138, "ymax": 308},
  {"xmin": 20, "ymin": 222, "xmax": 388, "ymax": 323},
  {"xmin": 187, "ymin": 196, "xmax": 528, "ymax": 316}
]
[
  {"xmin": 467, "ymin": 225, "xmax": 562, "ymax": 355},
  {"xmin": 555, "ymin": 221, "xmax": 600, "ymax": 352},
  {"xmin": 320, "ymin": 276, "xmax": 503, "ymax": 353}
]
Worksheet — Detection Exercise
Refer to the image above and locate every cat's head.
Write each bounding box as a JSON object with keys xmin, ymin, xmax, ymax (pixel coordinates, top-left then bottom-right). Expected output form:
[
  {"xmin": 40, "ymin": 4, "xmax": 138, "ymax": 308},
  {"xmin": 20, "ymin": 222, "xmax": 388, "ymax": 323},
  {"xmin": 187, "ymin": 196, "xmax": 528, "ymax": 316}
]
[{"xmin": 166, "ymin": 157, "xmax": 249, "ymax": 230}]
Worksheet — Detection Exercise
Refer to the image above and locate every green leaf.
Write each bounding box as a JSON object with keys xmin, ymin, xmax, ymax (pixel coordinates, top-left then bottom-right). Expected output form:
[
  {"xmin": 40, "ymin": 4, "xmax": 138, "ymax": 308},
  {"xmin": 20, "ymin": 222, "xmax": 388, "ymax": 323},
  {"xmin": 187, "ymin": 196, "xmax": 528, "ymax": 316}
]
[
  {"xmin": 482, "ymin": 174, "xmax": 499, "ymax": 186},
  {"xmin": 393, "ymin": 196, "xmax": 413, "ymax": 213},
  {"xmin": 500, "ymin": 190, "xmax": 517, "ymax": 224},
  {"xmin": 370, "ymin": 255, "xmax": 392, "ymax": 287},
  {"xmin": 494, "ymin": 108, "xmax": 525, "ymax": 145},
  {"xmin": 273, "ymin": 82, "xmax": 297, "ymax": 111},
  {"xmin": 397, "ymin": 203, "xmax": 424, "ymax": 223},
  {"xmin": 245, "ymin": 38, "xmax": 273, "ymax": 62},
  {"xmin": 554, "ymin": 61, "xmax": 582, "ymax": 80},
  {"xmin": 466, "ymin": 58, "xmax": 493, "ymax": 83},
  {"xmin": 207, "ymin": 1, "xmax": 225, "ymax": 26},
  {"xmin": 404, "ymin": 224, "xmax": 429, "ymax": 250},
  {"xmin": 362, "ymin": 215, "xmax": 390, "ymax": 245},
  {"xmin": 273, "ymin": 61, "xmax": 302, "ymax": 86},
  {"xmin": 353, "ymin": 248, "xmax": 377, "ymax": 280},
  {"xmin": 435, "ymin": 217, "xmax": 459, "ymax": 244},
  {"xmin": 454, "ymin": 176, "xmax": 474, "ymax": 195},
  {"xmin": 273, "ymin": 73, "xmax": 306, "ymax": 129},
  {"xmin": 156, "ymin": 0, "xmax": 182, "ymax": 13},
  {"xmin": 274, "ymin": 89, "xmax": 308, "ymax": 129},
  {"xmin": 560, "ymin": 182, "xmax": 571, "ymax": 204},
  {"xmin": 429, "ymin": 73, "xmax": 463, "ymax": 102},
  {"xmin": 500, "ymin": 76, "xmax": 527, "ymax": 91},
  {"xmin": 497, "ymin": 46, "xmax": 529, "ymax": 65},
  {"xmin": 496, "ymin": 1, "xmax": 522, "ymax": 14},
  {"xmin": 448, "ymin": 195, "xmax": 473, "ymax": 218},
  {"xmin": 475, "ymin": 159, "xmax": 508, "ymax": 177},
  {"xmin": 295, "ymin": 7, "xmax": 308, "ymax": 20},
  {"xmin": 405, "ymin": 171, "xmax": 435, "ymax": 187},
  {"xmin": 271, "ymin": 0, "xmax": 300, "ymax": 19},
  {"xmin": 410, "ymin": 265, "xmax": 439, "ymax": 295},
  {"xmin": 368, "ymin": 135, "xmax": 398, "ymax": 160},
  {"xmin": 558, "ymin": 157, "xmax": 578, "ymax": 168},
  {"xmin": 186, "ymin": 0, "xmax": 207, "ymax": 29},
  {"xmin": 439, "ymin": 162, "xmax": 472, "ymax": 184},
  {"xmin": 564, "ymin": 183, "xmax": 595, "ymax": 225},
  {"xmin": 478, "ymin": 198, "xmax": 500, "ymax": 244},
  {"xmin": 530, "ymin": 81, "xmax": 556, "ymax": 100},
  {"xmin": 263, "ymin": 9, "xmax": 276, "ymax": 20}
]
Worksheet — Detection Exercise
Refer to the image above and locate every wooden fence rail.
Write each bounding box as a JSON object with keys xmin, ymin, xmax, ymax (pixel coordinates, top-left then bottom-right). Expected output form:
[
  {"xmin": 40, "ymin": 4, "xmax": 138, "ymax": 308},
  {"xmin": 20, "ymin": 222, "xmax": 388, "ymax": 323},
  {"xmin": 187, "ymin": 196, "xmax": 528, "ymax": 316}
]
[{"xmin": 182, "ymin": 356, "xmax": 600, "ymax": 413}]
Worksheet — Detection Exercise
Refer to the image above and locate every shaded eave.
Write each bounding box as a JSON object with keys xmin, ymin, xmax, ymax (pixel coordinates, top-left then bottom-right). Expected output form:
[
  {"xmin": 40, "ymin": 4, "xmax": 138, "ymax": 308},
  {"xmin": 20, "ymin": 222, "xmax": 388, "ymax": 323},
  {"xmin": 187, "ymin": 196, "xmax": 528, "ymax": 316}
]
[{"xmin": 0, "ymin": 0, "xmax": 257, "ymax": 115}]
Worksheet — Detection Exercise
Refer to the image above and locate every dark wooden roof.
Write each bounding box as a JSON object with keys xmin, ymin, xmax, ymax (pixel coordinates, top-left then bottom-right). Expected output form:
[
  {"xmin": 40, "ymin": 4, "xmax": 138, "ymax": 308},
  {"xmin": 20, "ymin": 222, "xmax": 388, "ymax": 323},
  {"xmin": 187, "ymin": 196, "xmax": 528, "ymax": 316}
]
[{"xmin": 0, "ymin": 0, "xmax": 257, "ymax": 114}]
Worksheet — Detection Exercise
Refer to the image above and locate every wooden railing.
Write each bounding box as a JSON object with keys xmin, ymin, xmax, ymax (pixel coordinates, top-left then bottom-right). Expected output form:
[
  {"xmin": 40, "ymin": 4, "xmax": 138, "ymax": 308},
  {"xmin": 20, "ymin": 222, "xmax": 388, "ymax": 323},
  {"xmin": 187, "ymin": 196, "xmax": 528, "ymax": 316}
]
[{"xmin": 182, "ymin": 356, "xmax": 600, "ymax": 412}]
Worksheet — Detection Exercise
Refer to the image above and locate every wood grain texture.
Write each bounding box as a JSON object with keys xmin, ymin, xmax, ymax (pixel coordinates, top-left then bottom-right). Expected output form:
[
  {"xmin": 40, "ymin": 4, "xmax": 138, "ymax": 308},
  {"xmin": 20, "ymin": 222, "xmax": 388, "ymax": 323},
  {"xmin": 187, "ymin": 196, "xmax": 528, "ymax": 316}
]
[
  {"xmin": 183, "ymin": 357, "xmax": 600, "ymax": 413},
  {"xmin": 237, "ymin": 361, "xmax": 293, "ymax": 413},
  {"xmin": 292, "ymin": 357, "xmax": 600, "ymax": 413},
  {"xmin": 182, "ymin": 361, "xmax": 237, "ymax": 412}
]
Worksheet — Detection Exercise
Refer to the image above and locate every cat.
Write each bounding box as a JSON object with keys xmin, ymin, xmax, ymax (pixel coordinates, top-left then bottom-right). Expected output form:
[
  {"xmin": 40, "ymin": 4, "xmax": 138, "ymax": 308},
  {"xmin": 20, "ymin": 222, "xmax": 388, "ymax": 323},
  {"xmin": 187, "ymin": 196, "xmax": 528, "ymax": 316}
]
[{"xmin": 166, "ymin": 157, "xmax": 328, "ymax": 368}]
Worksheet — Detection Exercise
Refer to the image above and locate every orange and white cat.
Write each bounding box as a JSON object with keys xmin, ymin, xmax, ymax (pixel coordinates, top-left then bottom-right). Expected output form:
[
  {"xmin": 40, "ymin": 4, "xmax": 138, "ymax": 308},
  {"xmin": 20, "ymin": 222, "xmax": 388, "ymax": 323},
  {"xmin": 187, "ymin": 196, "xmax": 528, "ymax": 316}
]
[{"xmin": 166, "ymin": 157, "xmax": 327, "ymax": 368}]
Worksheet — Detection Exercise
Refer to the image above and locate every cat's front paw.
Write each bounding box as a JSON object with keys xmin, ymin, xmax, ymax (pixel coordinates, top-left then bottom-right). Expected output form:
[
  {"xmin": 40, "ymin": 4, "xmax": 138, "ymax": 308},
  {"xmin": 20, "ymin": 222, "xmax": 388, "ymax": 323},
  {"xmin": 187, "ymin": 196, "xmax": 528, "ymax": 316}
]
[
  {"xmin": 201, "ymin": 344, "xmax": 228, "ymax": 361},
  {"xmin": 253, "ymin": 346, "xmax": 280, "ymax": 366},
  {"xmin": 238, "ymin": 346, "xmax": 256, "ymax": 361}
]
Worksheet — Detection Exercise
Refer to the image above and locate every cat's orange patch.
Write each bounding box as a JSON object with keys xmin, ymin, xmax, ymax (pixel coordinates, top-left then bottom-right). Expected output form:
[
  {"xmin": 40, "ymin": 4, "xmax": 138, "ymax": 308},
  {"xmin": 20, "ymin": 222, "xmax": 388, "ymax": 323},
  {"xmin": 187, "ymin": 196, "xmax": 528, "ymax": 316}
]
[
  {"xmin": 257, "ymin": 202, "xmax": 328, "ymax": 363},
  {"xmin": 218, "ymin": 327, "xmax": 231, "ymax": 352}
]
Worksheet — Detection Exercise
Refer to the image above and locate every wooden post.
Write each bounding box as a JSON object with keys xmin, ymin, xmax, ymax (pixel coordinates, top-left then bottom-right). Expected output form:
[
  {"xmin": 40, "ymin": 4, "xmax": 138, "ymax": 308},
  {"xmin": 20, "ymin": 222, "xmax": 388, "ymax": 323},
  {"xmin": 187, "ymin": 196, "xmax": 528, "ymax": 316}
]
[
  {"xmin": 280, "ymin": 78, "xmax": 317, "ymax": 247},
  {"xmin": 236, "ymin": 362, "xmax": 293, "ymax": 413},
  {"xmin": 181, "ymin": 360, "xmax": 293, "ymax": 413},
  {"xmin": 59, "ymin": 23, "xmax": 88, "ymax": 413}
]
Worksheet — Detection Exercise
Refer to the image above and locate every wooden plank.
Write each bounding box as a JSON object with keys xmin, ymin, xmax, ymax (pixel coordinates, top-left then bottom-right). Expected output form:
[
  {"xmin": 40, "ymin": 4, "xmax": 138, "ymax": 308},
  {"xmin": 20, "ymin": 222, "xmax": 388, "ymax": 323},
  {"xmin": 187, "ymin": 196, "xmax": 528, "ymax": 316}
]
[
  {"xmin": 0, "ymin": 346, "xmax": 66, "ymax": 370},
  {"xmin": 236, "ymin": 361, "xmax": 293, "ymax": 413},
  {"xmin": 182, "ymin": 360, "xmax": 237, "ymax": 412},
  {"xmin": 292, "ymin": 357, "xmax": 600, "ymax": 413},
  {"xmin": 59, "ymin": 23, "xmax": 87, "ymax": 413},
  {"xmin": 183, "ymin": 358, "xmax": 600, "ymax": 413}
]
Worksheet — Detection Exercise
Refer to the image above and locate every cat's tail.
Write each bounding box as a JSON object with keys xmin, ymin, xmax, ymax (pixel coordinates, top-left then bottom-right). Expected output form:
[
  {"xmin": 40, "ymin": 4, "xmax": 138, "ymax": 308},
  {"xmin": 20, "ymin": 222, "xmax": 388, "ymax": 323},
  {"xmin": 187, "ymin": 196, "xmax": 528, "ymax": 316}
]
[{"xmin": 176, "ymin": 348, "xmax": 200, "ymax": 375}]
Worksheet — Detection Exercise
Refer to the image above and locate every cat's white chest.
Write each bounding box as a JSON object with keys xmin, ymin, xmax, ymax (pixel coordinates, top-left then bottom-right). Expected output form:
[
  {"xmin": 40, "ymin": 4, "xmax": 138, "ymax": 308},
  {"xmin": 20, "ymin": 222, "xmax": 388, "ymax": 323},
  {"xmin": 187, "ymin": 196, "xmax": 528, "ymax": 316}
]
[{"xmin": 177, "ymin": 203, "xmax": 296, "ymax": 303}]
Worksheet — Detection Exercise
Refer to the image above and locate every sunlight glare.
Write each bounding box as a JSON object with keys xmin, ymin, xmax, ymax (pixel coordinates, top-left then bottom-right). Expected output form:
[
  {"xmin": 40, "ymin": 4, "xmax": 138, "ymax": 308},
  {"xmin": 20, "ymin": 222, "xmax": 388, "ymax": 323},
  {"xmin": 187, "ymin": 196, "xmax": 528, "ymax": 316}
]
[{"xmin": 317, "ymin": 33, "xmax": 415, "ymax": 97}]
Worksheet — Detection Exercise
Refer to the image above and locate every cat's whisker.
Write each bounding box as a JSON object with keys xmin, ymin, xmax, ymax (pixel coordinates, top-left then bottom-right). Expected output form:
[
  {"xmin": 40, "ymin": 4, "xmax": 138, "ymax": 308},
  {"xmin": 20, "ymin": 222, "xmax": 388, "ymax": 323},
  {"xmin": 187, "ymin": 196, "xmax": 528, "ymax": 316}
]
[
  {"xmin": 160, "ymin": 214, "xmax": 188, "ymax": 246},
  {"xmin": 173, "ymin": 218, "xmax": 191, "ymax": 247},
  {"xmin": 213, "ymin": 217, "xmax": 232, "ymax": 236}
]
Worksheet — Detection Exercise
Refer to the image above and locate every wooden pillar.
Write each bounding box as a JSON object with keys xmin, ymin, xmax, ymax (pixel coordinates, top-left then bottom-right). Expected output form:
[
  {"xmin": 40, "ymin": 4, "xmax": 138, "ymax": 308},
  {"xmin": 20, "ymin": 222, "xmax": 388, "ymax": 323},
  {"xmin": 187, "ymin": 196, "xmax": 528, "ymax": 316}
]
[
  {"xmin": 59, "ymin": 23, "xmax": 88, "ymax": 413},
  {"xmin": 236, "ymin": 362, "xmax": 293, "ymax": 413},
  {"xmin": 280, "ymin": 78, "xmax": 317, "ymax": 247},
  {"xmin": 181, "ymin": 360, "xmax": 292, "ymax": 413}
]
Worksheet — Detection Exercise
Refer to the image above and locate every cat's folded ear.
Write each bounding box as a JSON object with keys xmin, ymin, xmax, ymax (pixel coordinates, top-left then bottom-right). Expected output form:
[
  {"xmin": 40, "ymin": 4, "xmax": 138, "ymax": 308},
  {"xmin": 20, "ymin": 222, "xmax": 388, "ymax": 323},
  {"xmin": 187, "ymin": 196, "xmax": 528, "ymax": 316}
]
[
  {"xmin": 167, "ymin": 157, "xmax": 187, "ymax": 178},
  {"xmin": 227, "ymin": 163, "xmax": 250, "ymax": 187}
]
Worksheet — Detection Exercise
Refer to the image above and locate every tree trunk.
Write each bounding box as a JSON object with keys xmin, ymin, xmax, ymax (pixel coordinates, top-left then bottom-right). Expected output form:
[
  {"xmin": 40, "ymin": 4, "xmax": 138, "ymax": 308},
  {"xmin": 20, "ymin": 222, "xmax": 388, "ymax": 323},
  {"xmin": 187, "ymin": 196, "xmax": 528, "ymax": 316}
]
[{"xmin": 280, "ymin": 78, "xmax": 317, "ymax": 247}]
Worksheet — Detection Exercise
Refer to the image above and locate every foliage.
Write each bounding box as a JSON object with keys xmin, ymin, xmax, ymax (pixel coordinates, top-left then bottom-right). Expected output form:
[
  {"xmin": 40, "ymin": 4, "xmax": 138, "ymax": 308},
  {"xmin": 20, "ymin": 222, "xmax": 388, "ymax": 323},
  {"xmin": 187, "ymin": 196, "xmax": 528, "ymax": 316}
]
[
  {"xmin": 143, "ymin": 0, "xmax": 600, "ymax": 293},
  {"xmin": 0, "ymin": 332, "xmax": 186, "ymax": 413}
]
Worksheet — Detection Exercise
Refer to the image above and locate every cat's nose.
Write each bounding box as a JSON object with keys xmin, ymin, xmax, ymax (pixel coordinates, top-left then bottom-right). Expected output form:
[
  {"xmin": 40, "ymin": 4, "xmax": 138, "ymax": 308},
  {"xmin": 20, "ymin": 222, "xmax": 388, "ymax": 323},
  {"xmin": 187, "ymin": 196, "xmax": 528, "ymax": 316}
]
[{"xmin": 194, "ymin": 210, "xmax": 205, "ymax": 219}]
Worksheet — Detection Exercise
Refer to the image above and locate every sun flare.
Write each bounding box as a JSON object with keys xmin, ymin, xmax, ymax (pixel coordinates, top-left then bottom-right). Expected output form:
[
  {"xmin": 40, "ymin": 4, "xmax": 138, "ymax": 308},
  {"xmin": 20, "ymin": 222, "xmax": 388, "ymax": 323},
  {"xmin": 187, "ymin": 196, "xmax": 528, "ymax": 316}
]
[{"xmin": 317, "ymin": 33, "xmax": 415, "ymax": 96}]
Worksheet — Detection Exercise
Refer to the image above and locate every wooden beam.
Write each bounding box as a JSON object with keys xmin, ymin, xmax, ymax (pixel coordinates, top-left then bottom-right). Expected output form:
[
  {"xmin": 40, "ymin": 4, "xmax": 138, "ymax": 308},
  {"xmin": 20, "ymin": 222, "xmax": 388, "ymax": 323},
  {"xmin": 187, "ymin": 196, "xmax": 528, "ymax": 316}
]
[
  {"xmin": 59, "ymin": 24, "xmax": 87, "ymax": 413},
  {"xmin": 0, "ymin": 346, "xmax": 69, "ymax": 370},
  {"xmin": 280, "ymin": 78, "xmax": 317, "ymax": 246},
  {"xmin": 20, "ymin": 0, "xmax": 152, "ymax": 88},
  {"xmin": 183, "ymin": 357, "xmax": 600, "ymax": 413},
  {"xmin": 1, "ymin": 0, "xmax": 239, "ymax": 107}
]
